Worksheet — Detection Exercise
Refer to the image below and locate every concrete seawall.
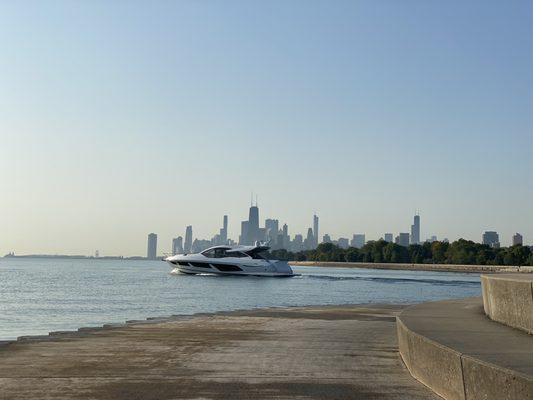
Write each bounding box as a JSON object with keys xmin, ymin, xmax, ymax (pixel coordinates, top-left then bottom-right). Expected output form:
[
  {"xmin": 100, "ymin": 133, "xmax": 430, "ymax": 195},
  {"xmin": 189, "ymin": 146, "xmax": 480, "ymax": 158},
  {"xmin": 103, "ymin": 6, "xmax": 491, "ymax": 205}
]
[
  {"xmin": 482, "ymin": 274, "xmax": 533, "ymax": 334},
  {"xmin": 291, "ymin": 261, "xmax": 533, "ymax": 274},
  {"xmin": 397, "ymin": 298, "xmax": 533, "ymax": 400}
]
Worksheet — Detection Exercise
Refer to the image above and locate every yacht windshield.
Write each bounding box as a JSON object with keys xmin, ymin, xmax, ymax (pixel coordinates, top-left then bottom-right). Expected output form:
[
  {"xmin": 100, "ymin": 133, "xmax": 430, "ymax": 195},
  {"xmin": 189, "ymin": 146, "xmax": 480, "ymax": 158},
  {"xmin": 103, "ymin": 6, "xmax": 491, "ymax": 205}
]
[{"xmin": 246, "ymin": 249, "xmax": 271, "ymax": 260}]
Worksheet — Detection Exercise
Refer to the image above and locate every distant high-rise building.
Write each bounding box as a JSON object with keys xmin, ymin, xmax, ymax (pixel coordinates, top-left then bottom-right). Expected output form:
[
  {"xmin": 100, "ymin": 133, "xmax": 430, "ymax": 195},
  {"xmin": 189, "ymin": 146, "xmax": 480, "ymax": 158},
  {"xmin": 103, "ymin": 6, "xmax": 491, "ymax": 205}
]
[
  {"xmin": 513, "ymin": 233, "xmax": 523, "ymax": 246},
  {"xmin": 292, "ymin": 234, "xmax": 304, "ymax": 252},
  {"xmin": 282, "ymin": 223, "xmax": 290, "ymax": 249},
  {"xmin": 338, "ymin": 238, "xmax": 350, "ymax": 249},
  {"xmin": 276, "ymin": 233, "xmax": 284, "ymax": 250},
  {"xmin": 304, "ymin": 228, "xmax": 314, "ymax": 250},
  {"xmin": 397, "ymin": 233, "xmax": 410, "ymax": 247},
  {"xmin": 172, "ymin": 236, "xmax": 183, "ymax": 255},
  {"xmin": 239, "ymin": 221, "xmax": 249, "ymax": 245},
  {"xmin": 351, "ymin": 234, "xmax": 365, "ymax": 249},
  {"xmin": 258, "ymin": 227, "xmax": 267, "ymax": 242},
  {"xmin": 147, "ymin": 233, "xmax": 158, "ymax": 260},
  {"xmin": 482, "ymin": 231, "xmax": 500, "ymax": 248},
  {"xmin": 384, "ymin": 233, "xmax": 393, "ymax": 243},
  {"xmin": 248, "ymin": 204, "xmax": 259, "ymax": 244},
  {"xmin": 184, "ymin": 226, "xmax": 193, "ymax": 253},
  {"xmin": 192, "ymin": 239, "xmax": 211, "ymax": 253},
  {"xmin": 265, "ymin": 219, "xmax": 279, "ymax": 243},
  {"xmin": 323, "ymin": 234, "xmax": 332, "ymax": 243},
  {"xmin": 218, "ymin": 215, "xmax": 228, "ymax": 244},
  {"xmin": 313, "ymin": 214, "xmax": 319, "ymax": 247},
  {"xmin": 411, "ymin": 214, "xmax": 421, "ymax": 245}
]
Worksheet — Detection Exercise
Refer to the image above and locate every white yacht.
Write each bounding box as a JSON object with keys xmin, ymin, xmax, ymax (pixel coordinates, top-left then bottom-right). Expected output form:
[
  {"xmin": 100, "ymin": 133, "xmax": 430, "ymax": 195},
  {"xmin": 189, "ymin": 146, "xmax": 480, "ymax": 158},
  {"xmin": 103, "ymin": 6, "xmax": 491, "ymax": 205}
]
[{"xmin": 164, "ymin": 244, "xmax": 295, "ymax": 277}]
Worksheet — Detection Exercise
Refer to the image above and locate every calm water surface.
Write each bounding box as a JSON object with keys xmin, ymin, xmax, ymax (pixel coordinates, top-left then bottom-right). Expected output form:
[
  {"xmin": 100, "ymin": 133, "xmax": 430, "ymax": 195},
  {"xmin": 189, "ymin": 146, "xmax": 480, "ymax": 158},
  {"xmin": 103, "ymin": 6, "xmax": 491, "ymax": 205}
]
[{"xmin": 0, "ymin": 258, "xmax": 481, "ymax": 340}]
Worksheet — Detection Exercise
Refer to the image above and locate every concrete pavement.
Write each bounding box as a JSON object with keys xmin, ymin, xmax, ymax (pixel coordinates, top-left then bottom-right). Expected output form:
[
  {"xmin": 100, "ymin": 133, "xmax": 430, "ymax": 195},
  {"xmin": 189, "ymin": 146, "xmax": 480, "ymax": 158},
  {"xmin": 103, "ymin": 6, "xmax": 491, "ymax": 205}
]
[{"xmin": 0, "ymin": 305, "xmax": 438, "ymax": 400}]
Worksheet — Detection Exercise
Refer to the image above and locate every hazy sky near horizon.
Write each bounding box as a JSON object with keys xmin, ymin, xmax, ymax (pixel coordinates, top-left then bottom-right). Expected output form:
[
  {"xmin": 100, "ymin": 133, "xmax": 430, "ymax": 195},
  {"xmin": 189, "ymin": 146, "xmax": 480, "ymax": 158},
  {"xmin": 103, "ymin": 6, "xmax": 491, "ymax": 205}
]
[{"xmin": 1, "ymin": 1, "xmax": 532, "ymax": 255}]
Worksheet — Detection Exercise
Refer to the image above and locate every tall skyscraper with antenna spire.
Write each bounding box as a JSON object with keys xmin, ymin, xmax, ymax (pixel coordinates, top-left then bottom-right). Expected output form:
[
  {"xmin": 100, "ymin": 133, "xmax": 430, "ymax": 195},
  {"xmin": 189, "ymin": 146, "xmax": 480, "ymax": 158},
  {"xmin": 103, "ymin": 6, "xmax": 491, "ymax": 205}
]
[
  {"xmin": 240, "ymin": 194, "xmax": 260, "ymax": 245},
  {"xmin": 313, "ymin": 214, "xmax": 319, "ymax": 247},
  {"xmin": 248, "ymin": 199, "xmax": 259, "ymax": 245}
]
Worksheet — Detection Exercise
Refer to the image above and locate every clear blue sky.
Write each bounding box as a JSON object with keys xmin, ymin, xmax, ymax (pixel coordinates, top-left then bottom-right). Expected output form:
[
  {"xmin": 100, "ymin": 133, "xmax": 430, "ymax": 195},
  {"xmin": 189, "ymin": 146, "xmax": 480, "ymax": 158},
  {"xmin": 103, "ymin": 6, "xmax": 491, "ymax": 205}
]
[{"xmin": 1, "ymin": 1, "xmax": 532, "ymax": 255}]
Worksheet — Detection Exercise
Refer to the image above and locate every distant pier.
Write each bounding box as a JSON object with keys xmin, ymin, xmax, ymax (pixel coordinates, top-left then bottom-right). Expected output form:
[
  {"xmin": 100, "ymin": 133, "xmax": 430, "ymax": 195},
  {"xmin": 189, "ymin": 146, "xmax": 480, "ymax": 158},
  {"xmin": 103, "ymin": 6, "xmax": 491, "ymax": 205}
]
[{"xmin": 291, "ymin": 261, "xmax": 533, "ymax": 274}]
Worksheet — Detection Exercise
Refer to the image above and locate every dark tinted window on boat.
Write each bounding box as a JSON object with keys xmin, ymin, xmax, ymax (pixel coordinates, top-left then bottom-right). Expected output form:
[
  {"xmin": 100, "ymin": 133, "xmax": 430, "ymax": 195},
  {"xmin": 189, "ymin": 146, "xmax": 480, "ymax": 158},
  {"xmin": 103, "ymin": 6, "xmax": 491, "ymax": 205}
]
[
  {"xmin": 225, "ymin": 251, "xmax": 248, "ymax": 258},
  {"xmin": 214, "ymin": 248, "xmax": 227, "ymax": 258},
  {"xmin": 247, "ymin": 250, "xmax": 271, "ymax": 260},
  {"xmin": 202, "ymin": 248, "xmax": 231, "ymax": 258},
  {"xmin": 202, "ymin": 249, "xmax": 216, "ymax": 258},
  {"xmin": 213, "ymin": 264, "xmax": 243, "ymax": 272}
]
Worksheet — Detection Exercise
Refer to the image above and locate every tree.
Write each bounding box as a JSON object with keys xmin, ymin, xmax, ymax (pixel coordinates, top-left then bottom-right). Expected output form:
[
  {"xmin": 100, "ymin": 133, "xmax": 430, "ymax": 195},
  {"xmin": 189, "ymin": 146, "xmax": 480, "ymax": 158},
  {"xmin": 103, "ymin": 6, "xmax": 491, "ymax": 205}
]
[
  {"xmin": 344, "ymin": 247, "xmax": 360, "ymax": 262},
  {"xmin": 503, "ymin": 245, "xmax": 531, "ymax": 266},
  {"xmin": 408, "ymin": 244, "xmax": 425, "ymax": 264},
  {"xmin": 430, "ymin": 241, "xmax": 449, "ymax": 263},
  {"xmin": 383, "ymin": 243, "xmax": 409, "ymax": 263},
  {"xmin": 445, "ymin": 239, "xmax": 479, "ymax": 264}
]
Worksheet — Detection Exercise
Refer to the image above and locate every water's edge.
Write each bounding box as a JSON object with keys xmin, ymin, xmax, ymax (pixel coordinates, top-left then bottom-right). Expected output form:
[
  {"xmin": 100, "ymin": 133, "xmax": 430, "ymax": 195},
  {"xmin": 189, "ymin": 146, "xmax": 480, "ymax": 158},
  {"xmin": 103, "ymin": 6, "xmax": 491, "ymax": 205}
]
[{"xmin": 0, "ymin": 302, "xmax": 407, "ymax": 348}]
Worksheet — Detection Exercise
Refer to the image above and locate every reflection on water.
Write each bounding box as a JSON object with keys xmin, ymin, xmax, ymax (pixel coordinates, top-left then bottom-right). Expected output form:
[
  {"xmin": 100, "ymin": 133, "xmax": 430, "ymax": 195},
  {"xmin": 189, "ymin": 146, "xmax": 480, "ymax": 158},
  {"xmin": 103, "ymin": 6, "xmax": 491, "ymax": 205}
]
[{"xmin": 0, "ymin": 258, "xmax": 480, "ymax": 340}]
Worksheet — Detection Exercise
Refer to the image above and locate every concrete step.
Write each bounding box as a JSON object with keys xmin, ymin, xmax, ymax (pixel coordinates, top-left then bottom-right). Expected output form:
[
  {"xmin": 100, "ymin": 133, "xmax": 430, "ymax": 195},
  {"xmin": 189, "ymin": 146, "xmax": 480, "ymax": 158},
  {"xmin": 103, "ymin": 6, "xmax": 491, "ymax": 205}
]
[{"xmin": 397, "ymin": 297, "xmax": 533, "ymax": 400}]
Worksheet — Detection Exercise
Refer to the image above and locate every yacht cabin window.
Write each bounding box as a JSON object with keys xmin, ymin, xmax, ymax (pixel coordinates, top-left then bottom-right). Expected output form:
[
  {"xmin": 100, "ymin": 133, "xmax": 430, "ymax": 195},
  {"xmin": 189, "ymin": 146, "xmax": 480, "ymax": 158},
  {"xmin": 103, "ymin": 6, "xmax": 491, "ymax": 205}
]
[{"xmin": 225, "ymin": 251, "xmax": 248, "ymax": 258}]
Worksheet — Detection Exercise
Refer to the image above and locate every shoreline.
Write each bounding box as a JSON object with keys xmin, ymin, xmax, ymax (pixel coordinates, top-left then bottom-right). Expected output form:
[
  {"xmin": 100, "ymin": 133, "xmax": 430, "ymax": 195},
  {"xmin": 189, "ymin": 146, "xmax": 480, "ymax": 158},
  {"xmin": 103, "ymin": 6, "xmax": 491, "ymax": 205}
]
[
  {"xmin": 0, "ymin": 302, "xmax": 405, "ymax": 345},
  {"xmin": 290, "ymin": 261, "xmax": 533, "ymax": 273}
]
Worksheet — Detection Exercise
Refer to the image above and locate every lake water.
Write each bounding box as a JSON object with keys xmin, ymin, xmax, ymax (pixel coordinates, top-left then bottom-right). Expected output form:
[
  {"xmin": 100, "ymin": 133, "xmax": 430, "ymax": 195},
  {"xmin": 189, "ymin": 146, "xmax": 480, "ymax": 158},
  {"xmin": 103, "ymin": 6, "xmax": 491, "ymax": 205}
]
[{"xmin": 0, "ymin": 258, "xmax": 481, "ymax": 340}]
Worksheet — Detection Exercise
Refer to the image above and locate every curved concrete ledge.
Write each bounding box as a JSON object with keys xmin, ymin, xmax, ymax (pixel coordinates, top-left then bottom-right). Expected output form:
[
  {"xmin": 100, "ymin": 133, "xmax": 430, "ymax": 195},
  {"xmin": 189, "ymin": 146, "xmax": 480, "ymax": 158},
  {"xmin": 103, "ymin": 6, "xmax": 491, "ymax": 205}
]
[
  {"xmin": 397, "ymin": 297, "xmax": 533, "ymax": 400},
  {"xmin": 481, "ymin": 274, "xmax": 533, "ymax": 334}
]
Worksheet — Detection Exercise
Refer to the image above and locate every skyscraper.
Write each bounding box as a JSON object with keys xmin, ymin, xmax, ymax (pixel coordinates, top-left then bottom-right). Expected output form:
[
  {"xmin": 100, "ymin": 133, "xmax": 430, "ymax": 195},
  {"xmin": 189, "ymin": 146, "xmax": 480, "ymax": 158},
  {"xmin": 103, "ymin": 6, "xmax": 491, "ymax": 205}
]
[
  {"xmin": 513, "ymin": 233, "xmax": 523, "ymax": 246},
  {"xmin": 220, "ymin": 215, "xmax": 228, "ymax": 244},
  {"xmin": 351, "ymin": 234, "xmax": 365, "ymax": 249},
  {"xmin": 248, "ymin": 204, "xmax": 259, "ymax": 244},
  {"xmin": 411, "ymin": 214, "xmax": 421, "ymax": 245},
  {"xmin": 265, "ymin": 219, "xmax": 279, "ymax": 244},
  {"xmin": 282, "ymin": 223, "xmax": 290, "ymax": 249},
  {"xmin": 147, "ymin": 233, "xmax": 157, "ymax": 260},
  {"xmin": 482, "ymin": 231, "xmax": 500, "ymax": 248},
  {"xmin": 323, "ymin": 234, "xmax": 332, "ymax": 243},
  {"xmin": 397, "ymin": 233, "xmax": 410, "ymax": 247},
  {"xmin": 305, "ymin": 227, "xmax": 314, "ymax": 250},
  {"xmin": 184, "ymin": 225, "xmax": 193, "ymax": 253},
  {"xmin": 239, "ymin": 221, "xmax": 249, "ymax": 245},
  {"xmin": 384, "ymin": 233, "xmax": 393, "ymax": 243},
  {"xmin": 338, "ymin": 238, "xmax": 349, "ymax": 249},
  {"xmin": 313, "ymin": 214, "xmax": 319, "ymax": 248},
  {"xmin": 292, "ymin": 234, "xmax": 304, "ymax": 252},
  {"xmin": 172, "ymin": 236, "xmax": 183, "ymax": 255}
]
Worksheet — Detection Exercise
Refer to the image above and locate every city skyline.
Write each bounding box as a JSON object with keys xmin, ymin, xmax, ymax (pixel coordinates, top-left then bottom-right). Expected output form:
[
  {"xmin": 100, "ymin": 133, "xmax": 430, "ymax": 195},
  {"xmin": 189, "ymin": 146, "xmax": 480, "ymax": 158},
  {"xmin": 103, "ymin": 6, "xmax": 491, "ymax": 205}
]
[
  {"xmin": 3, "ymin": 195, "xmax": 530, "ymax": 256},
  {"xmin": 1, "ymin": 2, "xmax": 532, "ymax": 255},
  {"xmin": 2, "ymin": 196, "xmax": 529, "ymax": 256},
  {"xmin": 136, "ymin": 202, "xmax": 528, "ymax": 259}
]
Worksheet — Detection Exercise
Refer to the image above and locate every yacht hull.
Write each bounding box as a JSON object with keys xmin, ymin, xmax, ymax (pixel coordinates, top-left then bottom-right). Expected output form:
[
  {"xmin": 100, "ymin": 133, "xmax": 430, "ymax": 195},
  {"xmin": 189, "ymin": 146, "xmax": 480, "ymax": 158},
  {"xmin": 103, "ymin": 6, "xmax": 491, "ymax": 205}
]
[
  {"xmin": 165, "ymin": 244, "xmax": 295, "ymax": 277},
  {"xmin": 166, "ymin": 259, "xmax": 295, "ymax": 277}
]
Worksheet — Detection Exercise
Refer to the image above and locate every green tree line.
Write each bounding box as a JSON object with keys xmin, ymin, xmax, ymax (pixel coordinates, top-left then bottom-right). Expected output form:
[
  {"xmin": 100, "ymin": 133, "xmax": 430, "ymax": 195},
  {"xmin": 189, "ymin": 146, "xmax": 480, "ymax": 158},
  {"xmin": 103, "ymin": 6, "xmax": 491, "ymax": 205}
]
[{"xmin": 270, "ymin": 239, "xmax": 533, "ymax": 266}]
